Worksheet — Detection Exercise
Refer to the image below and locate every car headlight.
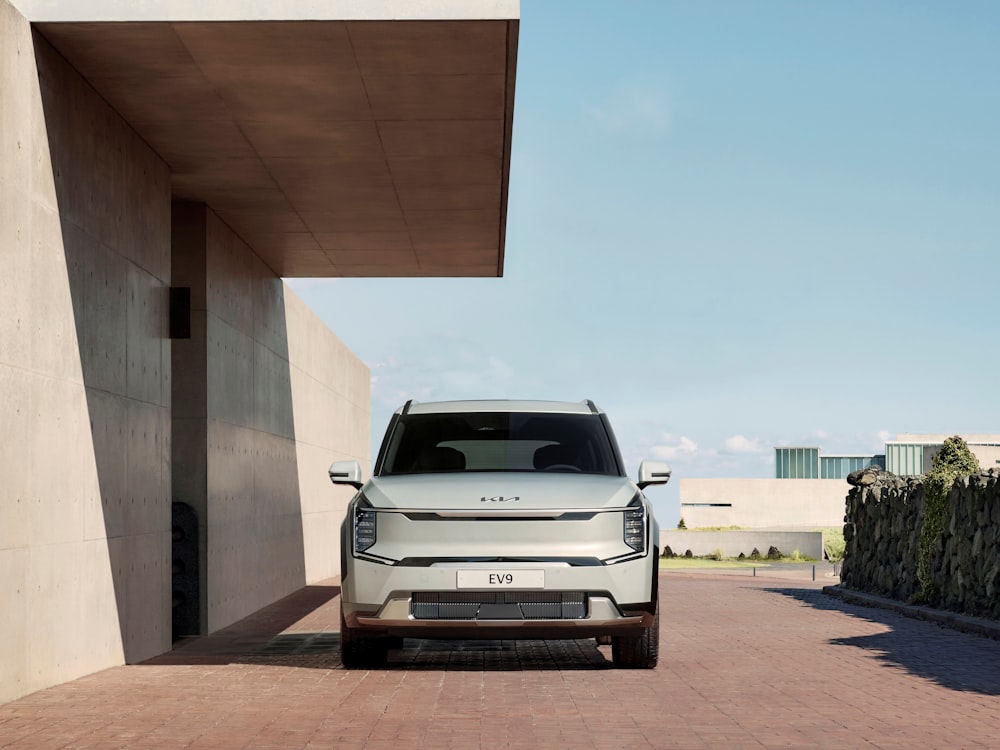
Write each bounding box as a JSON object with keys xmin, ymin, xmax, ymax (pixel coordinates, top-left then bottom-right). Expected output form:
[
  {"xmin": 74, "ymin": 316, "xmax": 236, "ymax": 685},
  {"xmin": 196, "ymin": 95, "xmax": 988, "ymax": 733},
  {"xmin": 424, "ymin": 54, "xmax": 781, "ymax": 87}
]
[
  {"xmin": 623, "ymin": 495, "xmax": 646, "ymax": 553},
  {"xmin": 353, "ymin": 497, "xmax": 377, "ymax": 554}
]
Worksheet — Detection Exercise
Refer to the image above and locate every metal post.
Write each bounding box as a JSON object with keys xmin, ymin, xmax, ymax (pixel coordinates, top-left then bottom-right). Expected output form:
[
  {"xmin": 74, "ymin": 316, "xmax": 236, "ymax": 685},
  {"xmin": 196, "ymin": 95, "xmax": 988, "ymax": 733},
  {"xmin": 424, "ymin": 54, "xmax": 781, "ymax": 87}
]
[{"xmin": 812, "ymin": 565, "xmax": 816, "ymax": 581}]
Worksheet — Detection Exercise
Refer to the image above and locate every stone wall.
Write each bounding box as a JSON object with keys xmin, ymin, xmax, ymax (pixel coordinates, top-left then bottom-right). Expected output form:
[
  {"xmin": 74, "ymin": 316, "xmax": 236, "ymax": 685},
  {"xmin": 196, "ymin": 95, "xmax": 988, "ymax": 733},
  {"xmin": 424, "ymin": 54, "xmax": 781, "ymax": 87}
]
[{"xmin": 841, "ymin": 471, "xmax": 1000, "ymax": 619}]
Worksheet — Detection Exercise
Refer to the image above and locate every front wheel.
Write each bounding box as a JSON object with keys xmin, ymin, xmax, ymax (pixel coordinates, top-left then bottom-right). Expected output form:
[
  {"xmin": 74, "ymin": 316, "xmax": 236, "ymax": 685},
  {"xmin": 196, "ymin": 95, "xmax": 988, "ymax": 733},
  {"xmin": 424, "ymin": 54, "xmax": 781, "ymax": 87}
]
[
  {"xmin": 611, "ymin": 604, "xmax": 659, "ymax": 669},
  {"xmin": 340, "ymin": 605, "xmax": 389, "ymax": 669}
]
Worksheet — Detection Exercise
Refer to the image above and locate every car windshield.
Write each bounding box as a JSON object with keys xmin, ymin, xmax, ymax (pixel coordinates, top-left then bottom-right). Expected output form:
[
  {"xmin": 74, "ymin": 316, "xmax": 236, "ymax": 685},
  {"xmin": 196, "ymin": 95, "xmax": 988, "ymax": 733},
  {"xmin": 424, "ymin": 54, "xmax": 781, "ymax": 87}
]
[{"xmin": 379, "ymin": 412, "xmax": 621, "ymax": 476}]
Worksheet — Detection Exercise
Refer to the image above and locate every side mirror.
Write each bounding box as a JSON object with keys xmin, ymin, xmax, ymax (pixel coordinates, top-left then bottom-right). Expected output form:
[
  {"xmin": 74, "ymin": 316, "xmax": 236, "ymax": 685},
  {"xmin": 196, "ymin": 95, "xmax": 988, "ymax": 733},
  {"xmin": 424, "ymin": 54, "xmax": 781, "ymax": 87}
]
[
  {"xmin": 637, "ymin": 460, "xmax": 671, "ymax": 490},
  {"xmin": 328, "ymin": 460, "xmax": 363, "ymax": 490}
]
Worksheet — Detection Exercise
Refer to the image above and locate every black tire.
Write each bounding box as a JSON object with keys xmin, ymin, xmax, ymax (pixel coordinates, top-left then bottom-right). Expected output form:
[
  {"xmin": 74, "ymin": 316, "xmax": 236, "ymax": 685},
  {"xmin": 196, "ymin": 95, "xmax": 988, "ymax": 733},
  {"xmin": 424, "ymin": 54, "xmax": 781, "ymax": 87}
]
[
  {"xmin": 340, "ymin": 605, "xmax": 389, "ymax": 669},
  {"xmin": 611, "ymin": 604, "xmax": 659, "ymax": 669}
]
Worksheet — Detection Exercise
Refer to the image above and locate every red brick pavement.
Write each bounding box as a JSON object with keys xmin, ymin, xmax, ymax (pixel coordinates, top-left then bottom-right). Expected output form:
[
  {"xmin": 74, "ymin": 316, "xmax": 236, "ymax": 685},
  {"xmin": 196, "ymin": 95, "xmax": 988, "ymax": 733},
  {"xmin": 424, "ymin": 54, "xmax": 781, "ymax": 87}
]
[{"xmin": 2, "ymin": 573, "xmax": 1000, "ymax": 749}]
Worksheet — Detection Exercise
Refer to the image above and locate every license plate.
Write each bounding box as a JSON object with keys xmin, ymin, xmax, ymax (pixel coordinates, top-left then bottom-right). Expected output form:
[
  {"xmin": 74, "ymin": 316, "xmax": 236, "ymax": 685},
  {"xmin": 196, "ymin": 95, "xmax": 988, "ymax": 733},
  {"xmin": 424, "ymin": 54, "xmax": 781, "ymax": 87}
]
[{"xmin": 456, "ymin": 569, "xmax": 545, "ymax": 589}]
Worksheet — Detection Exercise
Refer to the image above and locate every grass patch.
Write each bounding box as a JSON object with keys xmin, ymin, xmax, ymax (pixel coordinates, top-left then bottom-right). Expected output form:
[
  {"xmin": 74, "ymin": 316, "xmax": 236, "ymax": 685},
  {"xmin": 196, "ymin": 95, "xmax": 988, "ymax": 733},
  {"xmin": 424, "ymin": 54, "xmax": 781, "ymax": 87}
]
[
  {"xmin": 675, "ymin": 525, "xmax": 746, "ymax": 532},
  {"xmin": 659, "ymin": 558, "xmax": 770, "ymax": 570}
]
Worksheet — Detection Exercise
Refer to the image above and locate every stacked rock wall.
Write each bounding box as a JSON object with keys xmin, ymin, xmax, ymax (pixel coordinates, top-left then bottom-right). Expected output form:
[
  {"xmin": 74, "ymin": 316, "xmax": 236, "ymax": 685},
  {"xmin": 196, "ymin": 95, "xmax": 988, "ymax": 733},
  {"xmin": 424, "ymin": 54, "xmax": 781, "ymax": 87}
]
[{"xmin": 841, "ymin": 470, "xmax": 1000, "ymax": 619}]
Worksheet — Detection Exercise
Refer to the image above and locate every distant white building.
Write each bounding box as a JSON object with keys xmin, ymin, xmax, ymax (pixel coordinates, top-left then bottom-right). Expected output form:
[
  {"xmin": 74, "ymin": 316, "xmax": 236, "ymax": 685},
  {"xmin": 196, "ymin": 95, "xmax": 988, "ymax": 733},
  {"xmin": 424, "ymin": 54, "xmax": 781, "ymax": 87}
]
[
  {"xmin": 680, "ymin": 434, "xmax": 1000, "ymax": 529},
  {"xmin": 886, "ymin": 434, "xmax": 1000, "ymax": 477}
]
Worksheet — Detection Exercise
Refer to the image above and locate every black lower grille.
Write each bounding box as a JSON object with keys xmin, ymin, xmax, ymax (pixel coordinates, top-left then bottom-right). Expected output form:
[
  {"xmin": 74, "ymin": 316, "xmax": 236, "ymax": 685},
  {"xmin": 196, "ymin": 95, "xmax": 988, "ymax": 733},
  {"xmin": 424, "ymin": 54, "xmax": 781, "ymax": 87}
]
[{"xmin": 411, "ymin": 591, "xmax": 587, "ymax": 620}]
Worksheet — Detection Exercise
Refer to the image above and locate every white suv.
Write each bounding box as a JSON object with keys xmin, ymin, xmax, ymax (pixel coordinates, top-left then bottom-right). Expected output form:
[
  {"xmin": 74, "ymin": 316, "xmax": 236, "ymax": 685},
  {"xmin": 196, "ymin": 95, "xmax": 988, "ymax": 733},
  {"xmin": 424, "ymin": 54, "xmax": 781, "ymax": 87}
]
[{"xmin": 328, "ymin": 400, "xmax": 671, "ymax": 669}]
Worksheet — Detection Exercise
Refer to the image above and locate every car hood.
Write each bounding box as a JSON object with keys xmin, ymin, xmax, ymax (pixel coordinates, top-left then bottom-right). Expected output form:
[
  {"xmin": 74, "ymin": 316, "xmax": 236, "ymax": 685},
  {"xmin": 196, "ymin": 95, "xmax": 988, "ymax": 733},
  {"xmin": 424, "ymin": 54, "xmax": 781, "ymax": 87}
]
[{"xmin": 363, "ymin": 472, "xmax": 639, "ymax": 512}]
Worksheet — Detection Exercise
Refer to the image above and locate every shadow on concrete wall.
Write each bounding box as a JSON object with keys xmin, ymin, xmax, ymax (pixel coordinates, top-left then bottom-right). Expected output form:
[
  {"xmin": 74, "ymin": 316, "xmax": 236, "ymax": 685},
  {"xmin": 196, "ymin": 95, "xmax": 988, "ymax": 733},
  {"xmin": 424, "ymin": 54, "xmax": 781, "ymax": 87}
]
[
  {"xmin": 770, "ymin": 587, "xmax": 1000, "ymax": 696},
  {"xmin": 172, "ymin": 202, "xmax": 309, "ymax": 637},
  {"xmin": 36, "ymin": 30, "xmax": 173, "ymax": 663},
  {"xmin": 38, "ymin": 26, "xmax": 314, "ymax": 661}
]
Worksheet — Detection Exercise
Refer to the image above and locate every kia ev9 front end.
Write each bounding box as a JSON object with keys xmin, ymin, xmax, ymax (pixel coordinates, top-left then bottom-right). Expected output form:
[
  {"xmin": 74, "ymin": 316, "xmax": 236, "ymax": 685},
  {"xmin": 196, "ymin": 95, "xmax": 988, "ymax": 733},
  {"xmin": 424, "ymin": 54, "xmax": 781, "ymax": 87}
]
[{"xmin": 328, "ymin": 399, "xmax": 671, "ymax": 668}]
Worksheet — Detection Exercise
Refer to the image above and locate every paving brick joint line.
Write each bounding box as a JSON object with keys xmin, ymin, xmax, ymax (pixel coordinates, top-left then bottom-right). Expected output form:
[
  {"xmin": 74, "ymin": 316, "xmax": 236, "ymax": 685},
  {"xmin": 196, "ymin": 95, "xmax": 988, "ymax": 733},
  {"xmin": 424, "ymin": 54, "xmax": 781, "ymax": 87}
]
[{"xmin": 2, "ymin": 573, "xmax": 1000, "ymax": 749}]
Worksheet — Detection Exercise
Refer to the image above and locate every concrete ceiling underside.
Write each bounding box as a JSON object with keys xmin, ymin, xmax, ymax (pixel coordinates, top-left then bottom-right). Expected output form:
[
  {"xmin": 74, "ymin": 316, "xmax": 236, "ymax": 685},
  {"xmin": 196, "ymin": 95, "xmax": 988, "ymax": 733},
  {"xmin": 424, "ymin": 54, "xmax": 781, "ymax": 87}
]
[{"xmin": 36, "ymin": 20, "xmax": 517, "ymax": 277}]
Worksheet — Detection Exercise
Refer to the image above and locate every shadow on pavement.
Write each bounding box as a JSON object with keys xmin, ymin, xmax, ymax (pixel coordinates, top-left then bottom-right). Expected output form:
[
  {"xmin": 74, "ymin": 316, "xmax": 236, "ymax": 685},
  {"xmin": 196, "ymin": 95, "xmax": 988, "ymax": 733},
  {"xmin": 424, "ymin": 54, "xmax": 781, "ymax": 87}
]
[
  {"xmin": 768, "ymin": 587, "xmax": 1000, "ymax": 696},
  {"xmin": 146, "ymin": 585, "xmax": 341, "ymax": 666},
  {"xmin": 245, "ymin": 636, "xmax": 614, "ymax": 672},
  {"xmin": 147, "ymin": 581, "xmax": 613, "ymax": 671}
]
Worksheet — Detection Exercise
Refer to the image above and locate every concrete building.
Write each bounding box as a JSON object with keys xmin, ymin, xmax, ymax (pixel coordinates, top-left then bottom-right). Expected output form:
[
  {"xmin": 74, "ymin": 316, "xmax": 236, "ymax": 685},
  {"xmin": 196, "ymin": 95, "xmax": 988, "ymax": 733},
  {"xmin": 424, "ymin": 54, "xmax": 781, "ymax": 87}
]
[
  {"xmin": 885, "ymin": 434, "xmax": 1000, "ymax": 477},
  {"xmin": 678, "ymin": 478, "xmax": 849, "ymax": 530},
  {"xmin": 1, "ymin": 0, "xmax": 519, "ymax": 703},
  {"xmin": 680, "ymin": 434, "xmax": 1000, "ymax": 530},
  {"xmin": 774, "ymin": 447, "xmax": 885, "ymax": 480}
]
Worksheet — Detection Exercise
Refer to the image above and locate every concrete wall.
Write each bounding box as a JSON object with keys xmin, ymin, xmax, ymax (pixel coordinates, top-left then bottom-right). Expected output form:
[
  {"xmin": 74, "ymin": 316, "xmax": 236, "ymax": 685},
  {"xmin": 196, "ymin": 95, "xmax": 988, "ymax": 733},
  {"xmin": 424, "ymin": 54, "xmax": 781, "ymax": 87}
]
[
  {"xmin": 2, "ymin": 0, "xmax": 369, "ymax": 702},
  {"xmin": 679, "ymin": 478, "xmax": 848, "ymax": 529},
  {"xmin": 973, "ymin": 445, "xmax": 1000, "ymax": 471},
  {"xmin": 284, "ymin": 280, "xmax": 369, "ymax": 585},
  {"xmin": 12, "ymin": 0, "xmax": 520, "ymax": 22},
  {"xmin": 926, "ymin": 444, "xmax": 1000, "ymax": 474},
  {"xmin": 1, "ymin": 2, "xmax": 171, "ymax": 703},
  {"xmin": 172, "ymin": 204, "xmax": 367, "ymax": 634},
  {"xmin": 660, "ymin": 530, "xmax": 825, "ymax": 561}
]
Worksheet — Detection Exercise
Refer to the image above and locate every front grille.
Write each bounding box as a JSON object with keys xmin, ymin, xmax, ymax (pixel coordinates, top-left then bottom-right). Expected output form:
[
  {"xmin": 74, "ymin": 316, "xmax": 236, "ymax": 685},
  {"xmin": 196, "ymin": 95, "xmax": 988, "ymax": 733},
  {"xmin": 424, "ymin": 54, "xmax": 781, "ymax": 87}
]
[{"xmin": 411, "ymin": 591, "xmax": 587, "ymax": 621}]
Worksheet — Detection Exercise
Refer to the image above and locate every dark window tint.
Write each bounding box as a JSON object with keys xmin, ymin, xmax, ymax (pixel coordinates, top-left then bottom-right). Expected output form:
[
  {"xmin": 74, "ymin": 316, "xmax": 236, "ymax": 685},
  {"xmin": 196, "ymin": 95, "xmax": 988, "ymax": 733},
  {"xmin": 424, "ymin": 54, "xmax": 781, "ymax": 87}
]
[{"xmin": 380, "ymin": 413, "xmax": 620, "ymax": 476}]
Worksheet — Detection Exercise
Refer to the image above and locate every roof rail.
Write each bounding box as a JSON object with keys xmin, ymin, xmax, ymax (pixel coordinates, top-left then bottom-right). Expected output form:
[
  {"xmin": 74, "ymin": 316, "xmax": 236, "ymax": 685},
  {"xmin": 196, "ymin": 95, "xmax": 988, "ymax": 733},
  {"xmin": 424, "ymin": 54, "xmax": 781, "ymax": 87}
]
[
  {"xmin": 401, "ymin": 399, "xmax": 414, "ymax": 415},
  {"xmin": 583, "ymin": 399, "xmax": 599, "ymax": 414}
]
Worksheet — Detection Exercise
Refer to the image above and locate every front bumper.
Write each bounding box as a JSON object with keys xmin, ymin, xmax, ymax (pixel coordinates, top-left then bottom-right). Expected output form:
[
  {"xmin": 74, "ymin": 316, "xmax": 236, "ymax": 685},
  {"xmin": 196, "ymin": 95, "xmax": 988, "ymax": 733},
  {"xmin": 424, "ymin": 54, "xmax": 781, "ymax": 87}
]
[{"xmin": 342, "ymin": 557, "xmax": 657, "ymax": 640}]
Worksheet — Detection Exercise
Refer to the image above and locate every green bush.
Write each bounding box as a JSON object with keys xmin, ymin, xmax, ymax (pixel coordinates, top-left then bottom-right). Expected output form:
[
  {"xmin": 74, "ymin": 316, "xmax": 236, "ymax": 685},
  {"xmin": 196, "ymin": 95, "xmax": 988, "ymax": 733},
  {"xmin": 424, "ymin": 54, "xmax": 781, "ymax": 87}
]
[
  {"xmin": 677, "ymin": 517, "xmax": 687, "ymax": 529},
  {"xmin": 917, "ymin": 436, "xmax": 980, "ymax": 601},
  {"xmin": 820, "ymin": 527, "xmax": 846, "ymax": 563}
]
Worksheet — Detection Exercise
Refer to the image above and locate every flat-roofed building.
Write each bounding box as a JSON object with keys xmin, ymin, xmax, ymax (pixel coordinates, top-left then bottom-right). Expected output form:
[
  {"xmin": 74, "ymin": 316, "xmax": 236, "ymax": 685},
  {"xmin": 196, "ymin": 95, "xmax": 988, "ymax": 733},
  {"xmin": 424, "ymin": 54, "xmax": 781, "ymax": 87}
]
[
  {"xmin": 1, "ymin": 0, "xmax": 519, "ymax": 703},
  {"xmin": 681, "ymin": 433, "xmax": 997, "ymax": 530},
  {"xmin": 886, "ymin": 434, "xmax": 1000, "ymax": 476},
  {"xmin": 774, "ymin": 447, "xmax": 885, "ymax": 480}
]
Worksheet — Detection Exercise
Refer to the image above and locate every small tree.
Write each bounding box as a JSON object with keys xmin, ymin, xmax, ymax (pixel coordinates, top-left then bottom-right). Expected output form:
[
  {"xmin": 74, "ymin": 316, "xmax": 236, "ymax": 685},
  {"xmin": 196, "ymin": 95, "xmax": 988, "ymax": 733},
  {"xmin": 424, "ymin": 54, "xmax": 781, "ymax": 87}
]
[
  {"xmin": 917, "ymin": 436, "xmax": 980, "ymax": 601},
  {"xmin": 677, "ymin": 517, "xmax": 687, "ymax": 529}
]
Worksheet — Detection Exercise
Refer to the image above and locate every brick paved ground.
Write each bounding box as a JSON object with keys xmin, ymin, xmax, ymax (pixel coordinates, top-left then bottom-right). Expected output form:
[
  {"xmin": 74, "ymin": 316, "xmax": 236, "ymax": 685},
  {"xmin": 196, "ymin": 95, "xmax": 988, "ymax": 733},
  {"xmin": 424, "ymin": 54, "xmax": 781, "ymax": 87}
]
[{"xmin": 2, "ymin": 572, "xmax": 1000, "ymax": 749}]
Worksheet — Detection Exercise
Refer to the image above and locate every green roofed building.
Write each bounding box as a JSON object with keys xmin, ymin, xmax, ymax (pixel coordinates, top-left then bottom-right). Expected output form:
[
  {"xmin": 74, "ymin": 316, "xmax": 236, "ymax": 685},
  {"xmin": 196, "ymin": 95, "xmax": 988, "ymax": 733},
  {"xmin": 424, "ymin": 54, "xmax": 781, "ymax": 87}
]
[{"xmin": 774, "ymin": 447, "xmax": 885, "ymax": 480}]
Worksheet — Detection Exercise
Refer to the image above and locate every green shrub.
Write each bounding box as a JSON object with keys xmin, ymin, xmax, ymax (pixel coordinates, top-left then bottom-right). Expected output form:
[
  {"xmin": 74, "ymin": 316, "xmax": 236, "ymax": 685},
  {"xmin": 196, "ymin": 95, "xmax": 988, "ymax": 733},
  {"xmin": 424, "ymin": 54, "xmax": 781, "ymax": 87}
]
[
  {"xmin": 677, "ymin": 517, "xmax": 687, "ymax": 529},
  {"xmin": 917, "ymin": 436, "xmax": 980, "ymax": 601},
  {"xmin": 820, "ymin": 527, "xmax": 846, "ymax": 563}
]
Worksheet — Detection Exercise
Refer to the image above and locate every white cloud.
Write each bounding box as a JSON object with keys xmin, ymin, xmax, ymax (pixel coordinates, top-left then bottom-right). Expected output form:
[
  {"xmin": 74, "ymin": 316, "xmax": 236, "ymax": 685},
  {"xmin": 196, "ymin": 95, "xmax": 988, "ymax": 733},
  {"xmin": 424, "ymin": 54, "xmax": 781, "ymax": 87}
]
[
  {"xmin": 722, "ymin": 435, "xmax": 767, "ymax": 454},
  {"xmin": 650, "ymin": 435, "xmax": 700, "ymax": 461},
  {"xmin": 867, "ymin": 429, "xmax": 893, "ymax": 453}
]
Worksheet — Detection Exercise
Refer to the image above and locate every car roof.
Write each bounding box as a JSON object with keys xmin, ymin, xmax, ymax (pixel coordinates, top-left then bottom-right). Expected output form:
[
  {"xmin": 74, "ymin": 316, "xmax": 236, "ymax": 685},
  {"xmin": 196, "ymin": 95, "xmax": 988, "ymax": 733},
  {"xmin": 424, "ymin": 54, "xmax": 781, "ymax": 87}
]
[{"xmin": 400, "ymin": 399, "xmax": 601, "ymax": 416}]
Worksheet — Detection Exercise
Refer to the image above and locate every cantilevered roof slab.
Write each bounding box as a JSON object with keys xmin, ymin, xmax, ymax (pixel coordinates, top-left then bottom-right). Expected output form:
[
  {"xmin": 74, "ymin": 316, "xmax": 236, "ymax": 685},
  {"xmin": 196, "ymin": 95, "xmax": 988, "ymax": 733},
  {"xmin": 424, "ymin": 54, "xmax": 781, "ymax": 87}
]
[{"xmin": 22, "ymin": 1, "xmax": 518, "ymax": 277}]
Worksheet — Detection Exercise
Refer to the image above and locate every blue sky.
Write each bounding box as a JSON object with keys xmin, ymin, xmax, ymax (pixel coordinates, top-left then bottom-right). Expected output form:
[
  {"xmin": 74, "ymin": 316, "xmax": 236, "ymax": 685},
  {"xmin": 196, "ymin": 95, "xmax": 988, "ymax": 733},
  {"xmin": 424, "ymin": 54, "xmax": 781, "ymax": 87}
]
[{"xmin": 289, "ymin": 1, "xmax": 1000, "ymax": 524}]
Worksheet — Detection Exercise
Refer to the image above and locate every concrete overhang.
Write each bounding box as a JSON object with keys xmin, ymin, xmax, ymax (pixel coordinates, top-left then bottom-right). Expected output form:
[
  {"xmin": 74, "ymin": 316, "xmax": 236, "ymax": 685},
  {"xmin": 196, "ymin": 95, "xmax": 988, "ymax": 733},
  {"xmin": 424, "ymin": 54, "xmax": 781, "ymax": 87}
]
[{"xmin": 20, "ymin": 1, "xmax": 518, "ymax": 277}]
